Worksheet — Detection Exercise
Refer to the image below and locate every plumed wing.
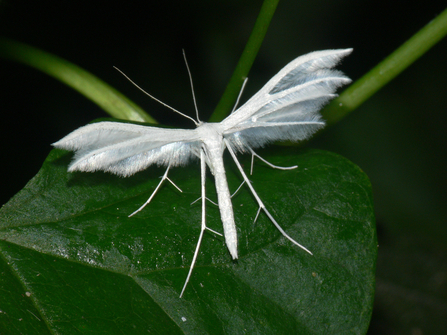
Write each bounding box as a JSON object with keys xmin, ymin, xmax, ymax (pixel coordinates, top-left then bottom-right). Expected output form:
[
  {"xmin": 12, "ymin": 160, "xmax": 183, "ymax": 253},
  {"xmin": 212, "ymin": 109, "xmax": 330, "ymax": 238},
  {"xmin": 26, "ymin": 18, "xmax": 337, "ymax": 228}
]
[
  {"xmin": 221, "ymin": 49, "xmax": 352, "ymax": 152},
  {"xmin": 53, "ymin": 121, "xmax": 201, "ymax": 177}
]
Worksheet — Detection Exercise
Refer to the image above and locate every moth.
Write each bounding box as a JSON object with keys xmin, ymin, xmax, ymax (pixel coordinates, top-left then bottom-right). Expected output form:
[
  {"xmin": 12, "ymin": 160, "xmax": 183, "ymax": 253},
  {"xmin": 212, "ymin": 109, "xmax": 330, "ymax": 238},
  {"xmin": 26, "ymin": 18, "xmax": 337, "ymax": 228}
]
[{"xmin": 53, "ymin": 48, "xmax": 352, "ymax": 297}]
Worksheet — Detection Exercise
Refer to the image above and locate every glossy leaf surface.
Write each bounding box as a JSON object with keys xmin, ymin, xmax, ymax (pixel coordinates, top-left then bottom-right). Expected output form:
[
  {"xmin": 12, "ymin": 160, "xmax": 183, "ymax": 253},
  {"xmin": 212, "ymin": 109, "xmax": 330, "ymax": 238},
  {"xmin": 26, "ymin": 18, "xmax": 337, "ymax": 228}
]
[{"xmin": 0, "ymin": 147, "xmax": 376, "ymax": 334}]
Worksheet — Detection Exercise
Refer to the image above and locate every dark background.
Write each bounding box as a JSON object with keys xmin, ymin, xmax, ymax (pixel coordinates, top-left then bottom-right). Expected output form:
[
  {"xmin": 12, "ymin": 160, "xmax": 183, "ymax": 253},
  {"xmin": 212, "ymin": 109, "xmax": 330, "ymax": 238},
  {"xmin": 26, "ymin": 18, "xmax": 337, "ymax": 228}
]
[{"xmin": 1, "ymin": 1, "xmax": 446, "ymax": 333}]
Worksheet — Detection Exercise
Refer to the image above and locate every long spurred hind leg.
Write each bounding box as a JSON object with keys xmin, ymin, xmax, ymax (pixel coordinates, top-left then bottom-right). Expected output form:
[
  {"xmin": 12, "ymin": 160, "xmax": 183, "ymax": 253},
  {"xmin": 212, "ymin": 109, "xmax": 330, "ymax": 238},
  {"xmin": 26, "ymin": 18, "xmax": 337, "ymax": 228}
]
[{"xmin": 225, "ymin": 140, "xmax": 313, "ymax": 255}]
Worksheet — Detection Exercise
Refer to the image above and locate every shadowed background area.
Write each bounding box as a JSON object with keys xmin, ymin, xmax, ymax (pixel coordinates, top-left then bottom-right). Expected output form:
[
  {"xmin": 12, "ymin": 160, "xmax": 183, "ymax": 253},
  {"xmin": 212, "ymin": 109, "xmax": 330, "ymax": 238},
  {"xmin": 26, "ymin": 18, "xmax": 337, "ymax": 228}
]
[{"xmin": 1, "ymin": 1, "xmax": 446, "ymax": 333}]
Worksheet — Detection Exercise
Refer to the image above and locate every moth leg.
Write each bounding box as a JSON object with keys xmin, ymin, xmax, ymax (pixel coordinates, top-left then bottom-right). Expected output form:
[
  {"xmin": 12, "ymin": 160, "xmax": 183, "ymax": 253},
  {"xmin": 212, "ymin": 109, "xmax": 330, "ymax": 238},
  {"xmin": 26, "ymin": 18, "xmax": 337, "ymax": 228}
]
[
  {"xmin": 206, "ymin": 227, "xmax": 223, "ymax": 237},
  {"xmin": 225, "ymin": 139, "xmax": 312, "ymax": 255},
  {"xmin": 253, "ymin": 207, "xmax": 262, "ymax": 223},
  {"xmin": 190, "ymin": 181, "xmax": 245, "ymax": 206},
  {"xmin": 249, "ymin": 148, "xmax": 298, "ymax": 175},
  {"xmin": 189, "ymin": 200, "xmax": 222, "ymax": 237},
  {"xmin": 230, "ymin": 180, "xmax": 246, "ymax": 198},
  {"xmin": 128, "ymin": 165, "xmax": 181, "ymax": 217},
  {"xmin": 180, "ymin": 150, "xmax": 207, "ymax": 298},
  {"xmin": 190, "ymin": 197, "xmax": 217, "ymax": 206}
]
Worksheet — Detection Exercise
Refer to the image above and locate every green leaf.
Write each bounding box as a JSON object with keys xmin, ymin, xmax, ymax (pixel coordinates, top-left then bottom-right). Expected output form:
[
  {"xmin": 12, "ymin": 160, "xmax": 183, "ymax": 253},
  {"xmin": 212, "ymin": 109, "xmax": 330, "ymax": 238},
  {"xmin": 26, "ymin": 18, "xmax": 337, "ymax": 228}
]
[{"xmin": 0, "ymin": 145, "xmax": 376, "ymax": 334}]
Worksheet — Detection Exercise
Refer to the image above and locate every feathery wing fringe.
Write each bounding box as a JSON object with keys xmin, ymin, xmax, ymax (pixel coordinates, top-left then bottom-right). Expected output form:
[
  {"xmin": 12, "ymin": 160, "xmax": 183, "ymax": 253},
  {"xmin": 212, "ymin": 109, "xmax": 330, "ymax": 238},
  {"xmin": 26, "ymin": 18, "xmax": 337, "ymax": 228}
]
[
  {"xmin": 222, "ymin": 48, "xmax": 352, "ymax": 152},
  {"xmin": 53, "ymin": 48, "xmax": 352, "ymax": 174},
  {"xmin": 53, "ymin": 122, "xmax": 201, "ymax": 176}
]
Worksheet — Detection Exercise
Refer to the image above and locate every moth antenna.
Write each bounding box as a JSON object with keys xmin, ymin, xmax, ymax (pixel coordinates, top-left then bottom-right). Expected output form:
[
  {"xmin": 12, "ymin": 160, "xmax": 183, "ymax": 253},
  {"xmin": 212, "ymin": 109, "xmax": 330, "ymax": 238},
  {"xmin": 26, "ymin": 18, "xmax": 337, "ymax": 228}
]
[
  {"xmin": 182, "ymin": 50, "xmax": 201, "ymax": 123},
  {"xmin": 113, "ymin": 66, "xmax": 199, "ymax": 126},
  {"xmin": 231, "ymin": 77, "xmax": 248, "ymax": 114}
]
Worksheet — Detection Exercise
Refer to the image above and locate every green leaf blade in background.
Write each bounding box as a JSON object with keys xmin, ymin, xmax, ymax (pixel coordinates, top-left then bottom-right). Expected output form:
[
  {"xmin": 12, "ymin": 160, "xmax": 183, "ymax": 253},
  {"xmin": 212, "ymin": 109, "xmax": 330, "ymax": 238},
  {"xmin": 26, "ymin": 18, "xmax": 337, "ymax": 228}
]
[
  {"xmin": 0, "ymin": 145, "xmax": 376, "ymax": 334},
  {"xmin": 0, "ymin": 38, "xmax": 155, "ymax": 124}
]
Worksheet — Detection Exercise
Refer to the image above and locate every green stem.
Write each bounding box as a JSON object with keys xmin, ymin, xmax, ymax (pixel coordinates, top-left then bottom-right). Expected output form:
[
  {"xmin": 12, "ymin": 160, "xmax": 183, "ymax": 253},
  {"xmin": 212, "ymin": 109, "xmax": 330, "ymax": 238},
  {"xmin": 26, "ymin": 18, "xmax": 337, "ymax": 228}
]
[
  {"xmin": 0, "ymin": 38, "xmax": 156, "ymax": 123},
  {"xmin": 209, "ymin": 0, "xmax": 280, "ymax": 122},
  {"xmin": 322, "ymin": 7, "xmax": 447, "ymax": 125}
]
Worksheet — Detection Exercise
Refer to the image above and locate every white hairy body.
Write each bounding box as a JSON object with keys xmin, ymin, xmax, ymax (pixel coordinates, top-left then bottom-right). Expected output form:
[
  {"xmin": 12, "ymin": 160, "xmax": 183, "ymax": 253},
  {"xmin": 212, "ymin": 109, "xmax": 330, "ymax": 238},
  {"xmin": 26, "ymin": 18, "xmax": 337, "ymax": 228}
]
[{"xmin": 53, "ymin": 49, "xmax": 352, "ymax": 297}]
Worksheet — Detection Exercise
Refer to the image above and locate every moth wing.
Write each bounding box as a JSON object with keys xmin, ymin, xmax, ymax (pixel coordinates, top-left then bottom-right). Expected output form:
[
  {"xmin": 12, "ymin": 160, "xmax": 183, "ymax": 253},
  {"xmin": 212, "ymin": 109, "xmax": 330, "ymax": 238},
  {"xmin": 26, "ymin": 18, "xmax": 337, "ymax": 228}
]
[
  {"xmin": 53, "ymin": 121, "xmax": 201, "ymax": 177},
  {"xmin": 221, "ymin": 49, "xmax": 352, "ymax": 152}
]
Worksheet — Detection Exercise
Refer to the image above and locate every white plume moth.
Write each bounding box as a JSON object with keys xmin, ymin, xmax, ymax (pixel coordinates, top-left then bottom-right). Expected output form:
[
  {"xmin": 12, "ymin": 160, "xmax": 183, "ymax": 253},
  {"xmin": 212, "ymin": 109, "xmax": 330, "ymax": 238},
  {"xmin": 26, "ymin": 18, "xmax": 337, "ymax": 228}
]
[{"xmin": 53, "ymin": 49, "xmax": 352, "ymax": 297}]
